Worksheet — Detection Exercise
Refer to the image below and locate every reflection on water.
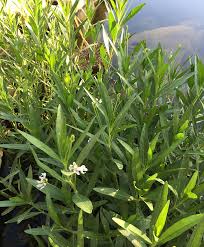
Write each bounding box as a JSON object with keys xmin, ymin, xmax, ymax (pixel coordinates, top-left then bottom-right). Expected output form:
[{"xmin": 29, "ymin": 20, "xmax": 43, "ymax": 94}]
[{"xmin": 128, "ymin": 0, "xmax": 204, "ymax": 59}]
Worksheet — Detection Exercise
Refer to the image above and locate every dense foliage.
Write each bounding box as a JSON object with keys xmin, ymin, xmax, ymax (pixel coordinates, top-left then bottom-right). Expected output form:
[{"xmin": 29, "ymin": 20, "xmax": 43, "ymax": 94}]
[{"xmin": 0, "ymin": 0, "xmax": 204, "ymax": 246}]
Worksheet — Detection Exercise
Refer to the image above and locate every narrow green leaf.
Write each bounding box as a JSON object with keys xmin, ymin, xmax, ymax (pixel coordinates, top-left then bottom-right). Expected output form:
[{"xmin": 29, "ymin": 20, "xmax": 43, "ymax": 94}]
[
  {"xmin": 49, "ymin": 237, "xmax": 60, "ymax": 247},
  {"xmin": 186, "ymin": 219, "xmax": 204, "ymax": 247},
  {"xmin": 132, "ymin": 149, "xmax": 144, "ymax": 183},
  {"xmin": 76, "ymin": 127, "xmax": 105, "ymax": 166},
  {"xmin": 18, "ymin": 130, "xmax": 60, "ymax": 161},
  {"xmin": 158, "ymin": 214, "xmax": 204, "ymax": 245},
  {"xmin": 25, "ymin": 227, "xmax": 48, "ymax": 236},
  {"xmin": 56, "ymin": 104, "xmax": 67, "ymax": 158},
  {"xmin": 94, "ymin": 187, "xmax": 134, "ymax": 201},
  {"xmin": 112, "ymin": 217, "xmax": 152, "ymax": 244},
  {"xmin": 143, "ymin": 173, "xmax": 158, "ymax": 192},
  {"xmin": 108, "ymin": 11, "xmax": 117, "ymax": 41},
  {"xmin": 139, "ymin": 123, "xmax": 148, "ymax": 166},
  {"xmin": 112, "ymin": 94, "xmax": 136, "ymax": 132},
  {"xmin": 6, "ymin": 210, "xmax": 41, "ymax": 224},
  {"xmin": 159, "ymin": 72, "xmax": 194, "ymax": 96},
  {"xmin": 48, "ymin": 231, "xmax": 68, "ymax": 247},
  {"xmin": 98, "ymin": 82, "xmax": 113, "ymax": 124},
  {"xmin": 26, "ymin": 178, "xmax": 65, "ymax": 202},
  {"xmin": 151, "ymin": 139, "xmax": 183, "ymax": 168},
  {"xmin": 100, "ymin": 208, "xmax": 110, "ymax": 234},
  {"xmin": 27, "ymin": 165, "xmax": 33, "ymax": 198},
  {"xmin": 102, "ymin": 25, "xmax": 110, "ymax": 55},
  {"xmin": 46, "ymin": 194, "xmax": 61, "ymax": 225},
  {"xmin": 118, "ymin": 229, "xmax": 147, "ymax": 247},
  {"xmin": 31, "ymin": 147, "xmax": 63, "ymax": 182},
  {"xmin": 113, "ymin": 159, "xmax": 123, "ymax": 170},
  {"xmin": 184, "ymin": 171, "xmax": 198, "ymax": 196},
  {"xmin": 150, "ymin": 182, "xmax": 168, "ymax": 240},
  {"xmin": 71, "ymin": 117, "xmax": 95, "ymax": 156},
  {"xmin": 0, "ymin": 200, "xmax": 26, "ymax": 207},
  {"xmin": 155, "ymin": 200, "xmax": 170, "ymax": 237},
  {"xmin": 0, "ymin": 144, "xmax": 30, "ymax": 150},
  {"xmin": 117, "ymin": 138, "xmax": 134, "ymax": 155},
  {"xmin": 140, "ymin": 197, "xmax": 153, "ymax": 211},
  {"xmin": 122, "ymin": 3, "xmax": 145, "ymax": 25},
  {"xmin": 149, "ymin": 133, "xmax": 160, "ymax": 153}
]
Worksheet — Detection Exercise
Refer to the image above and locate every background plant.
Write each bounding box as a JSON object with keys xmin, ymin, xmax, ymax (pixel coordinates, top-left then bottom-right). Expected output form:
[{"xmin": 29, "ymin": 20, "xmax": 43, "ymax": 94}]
[{"xmin": 0, "ymin": 0, "xmax": 204, "ymax": 246}]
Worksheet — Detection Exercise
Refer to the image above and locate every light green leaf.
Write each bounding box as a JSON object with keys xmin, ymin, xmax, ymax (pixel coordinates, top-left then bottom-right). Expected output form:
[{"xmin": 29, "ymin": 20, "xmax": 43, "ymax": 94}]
[
  {"xmin": 94, "ymin": 187, "xmax": 134, "ymax": 201},
  {"xmin": 112, "ymin": 217, "xmax": 152, "ymax": 244},
  {"xmin": 143, "ymin": 173, "xmax": 158, "ymax": 192},
  {"xmin": 48, "ymin": 231, "xmax": 68, "ymax": 247},
  {"xmin": 149, "ymin": 133, "xmax": 160, "ymax": 152},
  {"xmin": 150, "ymin": 182, "xmax": 168, "ymax": 240},
  {"xmin": 155, "ymin": 200, "xmax": 170, "ymax": 237},
  {"xmin": 140, "ymin": 197, "xmax": 153, "ymax": 211},
  {"xmin": 108, "ymin": 11, "xmax": 118, "ymax": 41},
  {"xmin": 184, "ymin": 171, "xmax": 198, "ymax": 196},
  {"xmin": 49, "ymin": 237, "xmax": 60, "ymax": 247},
  {"xmin": 118, "ymin": 229, "xmax": 147, "ymax": 247},
  {"xmin": 122, "ymin": 3, "xmax": 146, "ymax": 25},
  {"xmin": 186, "ymin": 191, "xmax": 198, "ymax": 199},
  {"xmin": 158, "ymin": 214, "xmax": 204, "ymax": 245},
  {"xmin": 102, "ymin": 25, "xmax": 110, "ymax": 55},
  {"xmin": 72, "ymin": 193, "xmax": 93, "ymax": 214},
  {"xmin": 113, "ymin": 159, "xmax": 123, "ymax": 170}
]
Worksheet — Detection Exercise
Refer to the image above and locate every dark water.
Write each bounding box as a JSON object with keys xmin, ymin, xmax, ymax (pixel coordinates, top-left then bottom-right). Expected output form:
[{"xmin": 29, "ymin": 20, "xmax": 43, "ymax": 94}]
[{"xmin": 128, "ymin": 0, "xmax": 204, "ymax": 59}]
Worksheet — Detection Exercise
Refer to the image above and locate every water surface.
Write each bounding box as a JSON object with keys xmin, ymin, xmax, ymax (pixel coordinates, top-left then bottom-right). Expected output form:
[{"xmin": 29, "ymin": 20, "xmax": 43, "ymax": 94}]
[{"xmin": 128, "ymin": 0, "xmax": 204, "ymax": 59}]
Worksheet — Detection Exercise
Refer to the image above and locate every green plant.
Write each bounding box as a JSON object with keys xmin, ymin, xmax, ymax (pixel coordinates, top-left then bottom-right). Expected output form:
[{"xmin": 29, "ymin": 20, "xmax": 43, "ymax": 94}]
[{"xmin": 0, "ymin": 0, "xmax": 204, "ymax": 246}]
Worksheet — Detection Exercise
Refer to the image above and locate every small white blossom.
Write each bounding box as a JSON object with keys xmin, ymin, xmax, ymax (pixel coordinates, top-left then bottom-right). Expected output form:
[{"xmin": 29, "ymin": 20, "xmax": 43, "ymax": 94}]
[
  {"xmin": 37, "ymin": 173, "xmax": 48, "ymax": 190},
  {"xmin": 79, "ymin": 80, "xmax": 85, "ymax": 86},
  {"xmin": 69, "ymin": 162, "xmax": 88, "ymax": 175},
  {"xmin": 96, "ymin": 98, "xmax": 102, "ymax": 104}
]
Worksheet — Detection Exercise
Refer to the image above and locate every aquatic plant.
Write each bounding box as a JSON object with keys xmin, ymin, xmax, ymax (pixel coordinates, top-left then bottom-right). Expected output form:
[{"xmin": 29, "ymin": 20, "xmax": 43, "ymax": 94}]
[{"xmin": 0, "ymin": 0, "xmax": 204, "ymax": 246}]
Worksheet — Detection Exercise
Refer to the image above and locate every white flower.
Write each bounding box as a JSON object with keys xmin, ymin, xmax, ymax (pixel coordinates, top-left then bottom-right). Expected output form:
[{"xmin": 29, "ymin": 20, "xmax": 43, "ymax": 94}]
[
  {"xmin": 37, "ymin": 173, "xmax": 48, "ymax": 190},
  {"xmin": 96, "ymin": 98, "xmax": 102, "ymax": 104},
  {"xmin": 79, "ymin": 80, "xmax": 85, "ymax": 86},
  {"xmin": 69, "ymin": 162, "xmax": 88, "ymax": 175}
]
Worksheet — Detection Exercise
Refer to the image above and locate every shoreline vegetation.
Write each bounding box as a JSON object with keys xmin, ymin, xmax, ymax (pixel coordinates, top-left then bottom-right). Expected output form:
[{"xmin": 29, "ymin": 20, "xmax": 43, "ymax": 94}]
[{"xmin": 0, "ymin": 0, "xmax": 204, "ymax": 246}]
